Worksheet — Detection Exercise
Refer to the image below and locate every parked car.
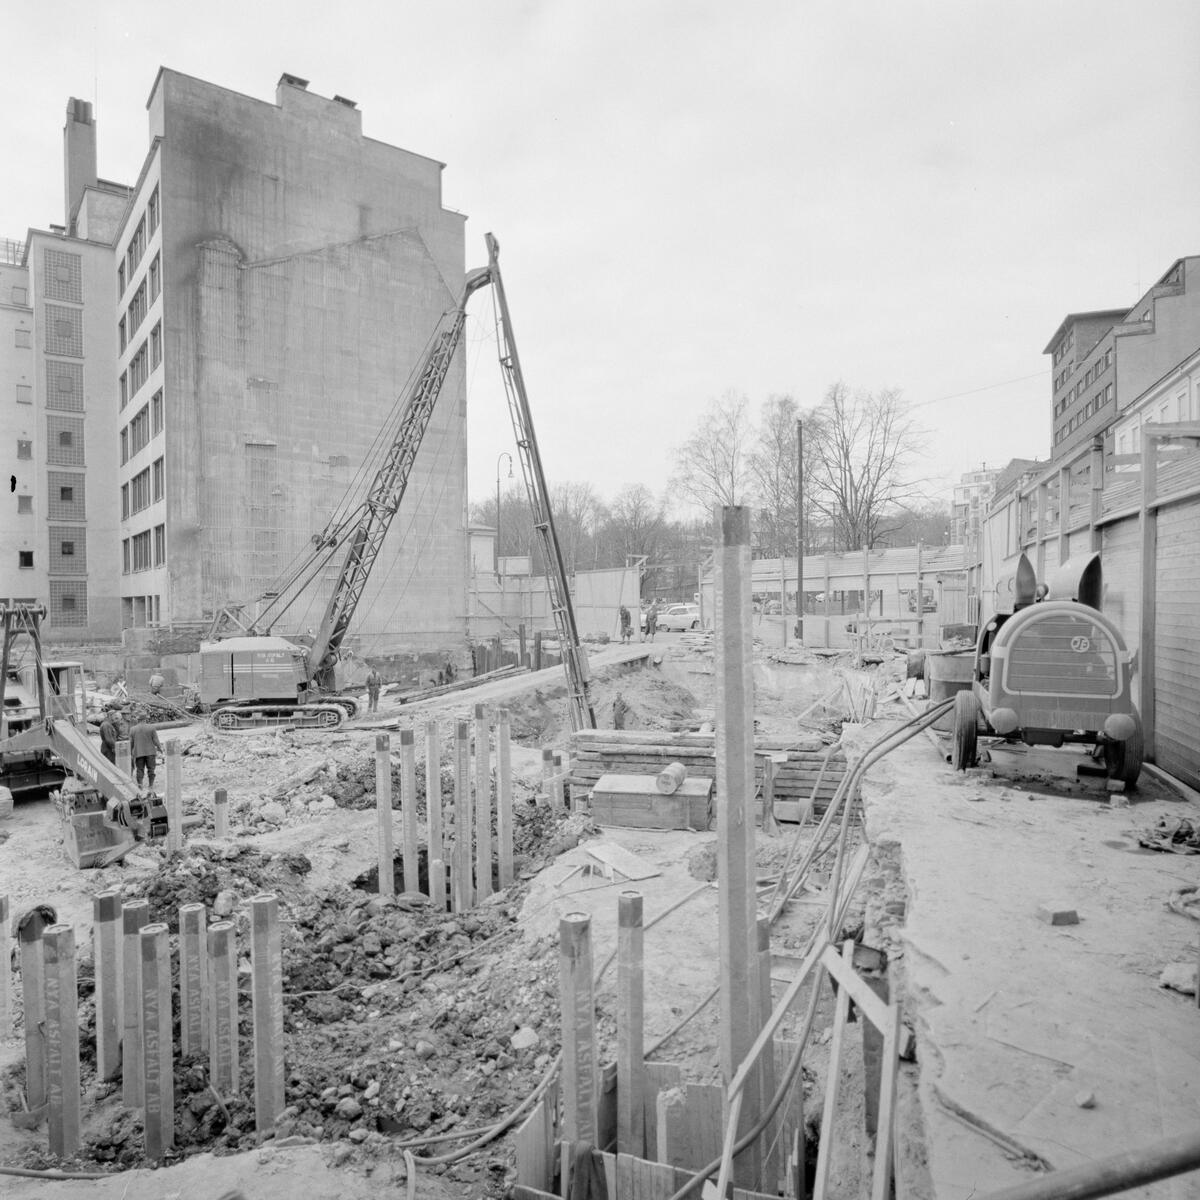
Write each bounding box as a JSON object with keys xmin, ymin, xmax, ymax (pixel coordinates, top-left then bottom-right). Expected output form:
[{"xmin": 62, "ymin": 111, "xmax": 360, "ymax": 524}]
[{"xmin": 658, "ymin": 603, "xmax": 702, "ymax": 632}]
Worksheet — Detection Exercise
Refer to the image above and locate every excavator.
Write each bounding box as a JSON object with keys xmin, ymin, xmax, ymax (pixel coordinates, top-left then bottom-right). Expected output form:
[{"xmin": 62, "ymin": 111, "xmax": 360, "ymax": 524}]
[
  {"xmin": 203, "ymin": 233, "xmax": 596, "ymax": 733},
  {"xmin": 0, "ymin": 604, "xmax": 168, "ymax": 867}
]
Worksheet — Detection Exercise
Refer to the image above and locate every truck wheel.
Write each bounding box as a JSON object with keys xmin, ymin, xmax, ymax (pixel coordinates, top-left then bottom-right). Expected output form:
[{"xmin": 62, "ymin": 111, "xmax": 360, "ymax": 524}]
[
  {"xmin": 951, "ymin": 690, "xmax": 979, "ymax": 771},
  {"xmin": 1103, "ymin": 713, "xmax": 1144, "ymax": 787}
]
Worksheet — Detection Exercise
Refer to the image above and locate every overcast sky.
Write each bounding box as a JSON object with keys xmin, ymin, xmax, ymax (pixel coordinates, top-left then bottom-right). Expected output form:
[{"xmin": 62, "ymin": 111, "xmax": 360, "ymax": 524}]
[{"xmin": 3, "ymin": 1, "xmax": 1198, "ymax": 513}]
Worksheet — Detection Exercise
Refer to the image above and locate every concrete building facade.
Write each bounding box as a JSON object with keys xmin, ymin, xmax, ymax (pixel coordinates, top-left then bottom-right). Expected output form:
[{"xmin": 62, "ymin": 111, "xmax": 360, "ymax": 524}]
[
  {"xmin": 108, "ymin": 69, "xmax": 470, "ymax": 656},
  {"xmin": 950, "ymin": 464, "xmax": 1000, "ymax": 546},
  {"xmin": 1045, "ymin": 256, "xmax": 1200, "ymax": 459}
]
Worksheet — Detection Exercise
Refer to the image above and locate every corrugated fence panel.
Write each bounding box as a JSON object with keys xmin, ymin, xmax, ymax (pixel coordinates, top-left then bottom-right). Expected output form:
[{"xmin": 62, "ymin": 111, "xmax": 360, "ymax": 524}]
[
  {"xmin": 1154, "ymin": 498, "xmax": 1200, "ymax": 787},
  {"xmin": 1101, "ymin": 516, "xmax": 1141, "ymax": 661}
]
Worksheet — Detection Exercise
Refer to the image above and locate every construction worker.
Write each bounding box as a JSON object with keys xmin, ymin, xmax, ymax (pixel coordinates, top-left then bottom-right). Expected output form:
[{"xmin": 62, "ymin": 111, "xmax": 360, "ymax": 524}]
[
  {"xmin": 642, "ymin": 601, "xmax": 659, "ymax": 643},
  {"xmin": 365, "ymin": 667, "xmax": 382, "ymax": 714},
  {"xmin": 130, "ymin": 720, "xmax": 163, "ymax": 790},
  {"xmin": 612, "ymin": 691, "xmax": 629, "ymax": 730},
  {"xmin": 98, "ymin": 707, "xmax": 119, "ymax": 764},
  {"xmin": 619, "ymin": 605, "xmax": 633, "ymax": 643},
  {"xmin": 148, "ymin": 671, "xmax": 165, "ymax": 695}
]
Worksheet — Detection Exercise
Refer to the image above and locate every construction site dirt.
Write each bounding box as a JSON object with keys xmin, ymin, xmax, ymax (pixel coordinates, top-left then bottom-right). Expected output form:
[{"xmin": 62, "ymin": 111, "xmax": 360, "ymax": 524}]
[{"xmin": 1, "ymin": 634, "xmax": 1198, "ymax": 1199}]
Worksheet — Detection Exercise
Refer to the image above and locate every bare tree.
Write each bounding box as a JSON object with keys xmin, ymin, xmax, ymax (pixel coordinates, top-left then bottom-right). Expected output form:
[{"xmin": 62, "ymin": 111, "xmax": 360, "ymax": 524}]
[
  {"xmin": 550, "ymin": 481, "xmax": 600, "ymax": 572},
  {"xmin": 748, "ymin": 393, "xmax": 828, "ymax": 557},
  {"xmin": 599, "ymin": 483, "xmax": 666, "ymax": 564},
  {"xmin": 671, "ymin": 390, "xmax": 756, "ymax": 512},
  {"xmin": 806, "ymin": 382, "xmax": 923, "ymax": 550}
]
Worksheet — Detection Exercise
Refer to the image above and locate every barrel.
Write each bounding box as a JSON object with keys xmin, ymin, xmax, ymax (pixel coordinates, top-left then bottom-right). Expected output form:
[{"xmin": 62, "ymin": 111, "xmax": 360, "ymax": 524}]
[
  {"xmin": 656, "ymin": 762, "xmax": 688, "ymax": 795},
  {"xmin": 926, "ymin": 650, "xmax": 974, "ymax": 731}
]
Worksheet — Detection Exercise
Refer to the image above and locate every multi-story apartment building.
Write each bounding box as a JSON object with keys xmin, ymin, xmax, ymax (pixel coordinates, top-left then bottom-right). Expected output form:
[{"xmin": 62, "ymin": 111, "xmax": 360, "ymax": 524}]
[
  {"xmin": 1044, "ymin": 256, "xmax": 1200, "ymax": 459},
  {"xmin": 0, "ymin": 100, "xmax": 131, "ymax": 636},
  {"xmin": 951, "ymin": 464, "xmax": 1000, "ymax": 546},
  {"xmin": 113, "ymin": 69, "xmax": 468, "ymax": 654},
  {"xmin": 4, "ymin": 73, "xmax": 470, "ymax": 656}
]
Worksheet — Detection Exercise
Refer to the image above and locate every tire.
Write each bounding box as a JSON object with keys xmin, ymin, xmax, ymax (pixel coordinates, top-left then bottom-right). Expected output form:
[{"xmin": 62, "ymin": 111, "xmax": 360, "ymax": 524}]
[
  {"xmin": 951, "ymin": 689, "xmax": 979, "ymax": 771},
  {"xmin": 1103, "ymin": 712, "xmax": 1144, "ymax": 787}
]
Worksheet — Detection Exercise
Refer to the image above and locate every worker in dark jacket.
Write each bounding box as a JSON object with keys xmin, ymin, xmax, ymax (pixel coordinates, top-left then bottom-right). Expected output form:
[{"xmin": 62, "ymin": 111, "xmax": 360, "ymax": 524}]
[
  {"xmin": 98, "ymin": 709, "xmax": 119, "ymax": 764},
  {"xmin": 130, "ymin": 721, "xmax": 163, "ymax": 790},
  {"xmin": 365, "ymin": 667, "xmax": 382, "ymax": 714}
]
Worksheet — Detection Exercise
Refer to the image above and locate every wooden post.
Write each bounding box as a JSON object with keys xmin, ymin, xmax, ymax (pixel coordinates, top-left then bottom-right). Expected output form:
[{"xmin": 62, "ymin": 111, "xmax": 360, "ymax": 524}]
[
  {"xmin": 18, "ymin": 908, "xmax": 49, "ymax": 1110},
  {"xmin": 552, "ymin": 753, "xmax": 565, "ymax": 810},
  {"xmin": 375, "ymin": 734, "xmax": 395, "ymax": 898},
  {"xmin": 208, "ymin": 920, "xmax": 238, "ymax": 1094},
  {"xmin": 140, "ymin": 923, "xmax": 173, "ymax": 1161},
  {"xmin": 180, "ymin": 903, "xmax": 207, "ymax": 1059},
  {"xmin": 1139, "ymin": 431, "xmax": 1158, "ymax": 759},
  {"xmin": 780, "ymin": 555, "xmax": 788, "ymax": 647},
  {"xmin": 474, "ymin": 704, "xmax": 493, "ymax": 900},
  {"xmin": 164, "ymin": 739, "xmax": 183, "ymax": 854},
  {"xmin": 43, "ymin": 924, "xmax": 80, "ymax": 1158},
  {"xmin": 758, "ymin": 916, "xmax": 778, "ymax": 1189},
  {"xmin": 116, "ymin": 737, "xmax": 132, "ymax": 780},
  {"xmin": 761, "ymin": 755, "xmax": 781, "ymax": 837},
  {"xmin": 714, "ymin": 505, "xmax": 762, "ymax": 1188},
  {"xmin": 861, "ymin": 543, "xmax": 871, "ymax": 645},
  {"xmin": 425, "ymin": 719, "xmax": 446, "ymax": 911},
  {"xmin": 213, "ymin": 787, "xmax": 229, "ymax": 838},
  {"xmin": 533, "ymin": 630, "xmax": 543, "ymax": 671},
  {"xmin": 121, "ymin": 897, "xmax": 149, "ymax": 1108},
  {"xmin": 497, "ymin": 709, "xmax": 514, "ymax": 888},
  {"xmin": 251, "ymin": 894, "xmax": 284, "ymax": 1132},
  {"xmin": 92, "ymin": 889, "xmax": 123, "ymax": 1081},
  {"xmin": 0, "ymin": 895, "xmax": 9, "ymax": 1038},
  {"xmin": 915, "ymin": 540, "xmax": 925, "ymax": 648},
  {"xmin": 823, "ymin": 553, "xmax": 832, "ymax": 648},
  {"xmin": 1058, "ymin": 463, "xmax": 1072, "ymax": 564},
  {"xmin": 541, "ymin": 746, "xmax": 554, "ymax": 804},
  {"xmin": 617, "ymin": 892, "xmax": 645, "ymax": 1158},
  {"xmin": 399, "ymin": 729, "xmax": 419, "ymax": 894},
  {"xmin": 453, "ymin": 720, "xmax": 473, "ymax": 910},
  {"xmin": 518, "ymin": 622, "xmax": 528, "ymax": 667},
  {"xmin": 559, "ymin": 913, "xmax": 597, "ymax": 1145}
]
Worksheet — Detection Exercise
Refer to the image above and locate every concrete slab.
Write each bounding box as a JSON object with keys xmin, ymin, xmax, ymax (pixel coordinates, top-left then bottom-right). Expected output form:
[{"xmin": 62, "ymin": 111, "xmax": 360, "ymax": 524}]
[{"xmin": 857, "ymin": 724, "xmax": 1200, "ymax": 1199}]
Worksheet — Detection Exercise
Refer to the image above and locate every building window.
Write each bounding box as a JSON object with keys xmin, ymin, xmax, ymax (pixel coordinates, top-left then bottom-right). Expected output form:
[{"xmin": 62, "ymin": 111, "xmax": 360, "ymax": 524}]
[
  {"xmin": 150, "ymin": 322, "xmax": 161, "ymax": 369},
  {"xmin": 120, "ymin": 372, "xmax": 128, "ymax": 409},
  {"xmin": 14, "ymin": 329, "xmax": 30, "ymax": 348},
  {"xmin": 128, "ymin": 278, "xmax": 148, "ymax": 335},
  {"xmin": 120, "ymin": 428, "xmax": 128, "ymax": 465},
  {"xmin": 126, "ymin": 216, "xmax": 147, "ymax": 278},
  {"xmin": 122, "ymin": 538, "xmax": 130, "ymax": 574},
  {"xmin": 16, "ymin": 439, "xmax": 31, "ymax": 459},
  {"xmin": 149, "ymin": 253, "xmax": 160, "ymax": 302},
  {"xmin": 152, "ymin": 455, "xmax": 164, "ymax": 501},
  {"xmin": 129, "ymin": 342, "xmax": 149, "ymax": 397},
  {"xmin": 17, "ymin": 495, "xmax": 32, "ymax": 514},
  {"xmin": 121, "ymin": 483, "xmax": 129, "ymax": 519},
  {"xmin": 148, "ymin": 186, "xmax": 160, "ymax": 235},
  {"xmin": 12, "ymin": 286, "xmax": 27, "ymax": 305},
  {"xmin": 49, "ymin": 473, "xmax": 84, "ymax": 519},
  {"xmin": 151, "ymin": 389, "xmax": 163, "ymax": 435},
  {"xmin": 47, "ymin": 416, "xmax": 84, "ymax": 466},
  {"xmin": 18, "ymin": 551, "xmax": 33, "ymax": 569},
  {"xmin": 60, "ymin": 485, "xmax": 73, "ymax": 503},
  {"xmin": 16, "ymin": 384, "xmax": 31, "ymax": 405},
  {"xmin": 118, "ymin": 260, "xmax": 126, "ymax": 298},
  {"xmin": 118, "ymin": 316, "xmax": 127, "ymax": 352},
  {"xmin": 131, "ymin": 529, "xmax": 152, "ymax": 571},
  {"xmin": 130, "ymin": 466, "xmax": 152, "ymax": 514},
  {"xmin": 125, "ymin": 404, "xmax": 151, "ymax": 458},
  {"xmin": 154, "ymin": 523, "xmax": 165, "ymax": 566},
  {"xmin": 45, "ymin": 304, "xmax": 83, "ymax": 357}
]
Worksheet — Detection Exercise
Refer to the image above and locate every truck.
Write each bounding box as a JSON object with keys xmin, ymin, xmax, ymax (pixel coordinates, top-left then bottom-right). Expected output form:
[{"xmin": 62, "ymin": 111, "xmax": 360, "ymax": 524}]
[
  {"xmin": 0, "ymin": 604, "xmax": 168, "ymax": 867},
  {"xmin": 951, "ymin": 552, "xmax": 1143, "ymax": 786},
  {"xmin": 203, "ymin": 234, "xmax": 596, "ymax": 733}
]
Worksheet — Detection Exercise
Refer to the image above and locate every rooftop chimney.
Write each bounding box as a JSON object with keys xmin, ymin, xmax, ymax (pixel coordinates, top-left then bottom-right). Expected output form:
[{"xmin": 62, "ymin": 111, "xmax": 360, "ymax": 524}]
[{"xmin": 63, "ymin": 98, "xmax": 97, "ymax": 237}]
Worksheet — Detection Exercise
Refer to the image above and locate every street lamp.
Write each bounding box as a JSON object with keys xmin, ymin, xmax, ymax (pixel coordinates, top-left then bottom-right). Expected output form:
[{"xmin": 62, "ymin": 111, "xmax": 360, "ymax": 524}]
[{"xmin": 495, "ymin": 452, "xmax": 513, "ymax": 578}]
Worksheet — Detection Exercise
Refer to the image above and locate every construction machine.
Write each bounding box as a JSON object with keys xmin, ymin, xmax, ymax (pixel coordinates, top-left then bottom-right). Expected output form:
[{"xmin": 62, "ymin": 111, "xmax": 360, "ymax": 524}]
[
  {"xmin": 0, "ymin": 605, "xmax": 168, "ymax": 867},
  {"xmin": 203, "ymin": 234, "xmax": 596, "ymax": 732}
]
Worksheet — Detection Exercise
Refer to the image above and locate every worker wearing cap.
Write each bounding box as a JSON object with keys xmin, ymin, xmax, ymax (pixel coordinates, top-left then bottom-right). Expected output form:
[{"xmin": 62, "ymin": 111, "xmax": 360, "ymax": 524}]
[
  {"xmin": 130, "ymin": 721, "xmax": 163, "ymax": 790},
  {"xmin": 365, "ymin": 667, "xmax": 382, "ymax": 714}
]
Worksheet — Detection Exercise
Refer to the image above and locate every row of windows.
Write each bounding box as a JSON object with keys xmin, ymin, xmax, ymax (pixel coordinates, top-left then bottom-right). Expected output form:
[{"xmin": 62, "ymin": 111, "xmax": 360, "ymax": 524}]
[
  {"xmin": 9, "ymin": 481, "xmax": 81, "ymax": 517},
  {"xmin": 117, "ymin": 186, "xmax": 158, "ymax": 300},
  {"xmin": 122, "ymin": 524, "xmax": 165, "ymax": 573},
  {"xmin": 14, "ymin": 425, "xmax": 84, "ymax": 466},
  {"xmin": 121, "ymin": 457, "xmax": 163, "ymax": 518},
  {"xmin": 120, "ymin": 332, "xmax": 157, "ymax": 409},
  {"xmin": 120, "ymin": 391, "xmax": 162, "ymax": 463},
  {"xmin": 9, "ymin": 542, "xmax": 84, "ymax": 567}
]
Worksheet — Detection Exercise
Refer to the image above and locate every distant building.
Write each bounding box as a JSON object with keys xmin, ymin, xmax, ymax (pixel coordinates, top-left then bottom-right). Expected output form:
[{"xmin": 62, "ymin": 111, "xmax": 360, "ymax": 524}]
[
  {"xmin": 2, "ymin": 73, "xmax": 471, "ymax": 656},
  {"xmin": 951, "ymin": 464, "xmax": 1000, "ymax": 546},
  {"xmin": 1044, "ymin": 256, "xmax": 1200, "ymax": 460}
]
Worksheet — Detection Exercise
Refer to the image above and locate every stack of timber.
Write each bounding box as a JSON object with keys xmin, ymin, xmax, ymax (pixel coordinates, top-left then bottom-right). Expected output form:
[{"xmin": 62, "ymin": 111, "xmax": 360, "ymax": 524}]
[{"xmin": 569, "ymin": 729, "xmax": 847, "ymax": 820}]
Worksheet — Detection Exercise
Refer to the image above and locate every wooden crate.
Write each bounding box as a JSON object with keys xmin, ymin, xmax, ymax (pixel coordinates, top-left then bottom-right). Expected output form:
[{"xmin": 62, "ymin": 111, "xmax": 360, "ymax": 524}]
[{"xmin": 590, "ymin": 774, "xmax": 713, "ymax": 831}]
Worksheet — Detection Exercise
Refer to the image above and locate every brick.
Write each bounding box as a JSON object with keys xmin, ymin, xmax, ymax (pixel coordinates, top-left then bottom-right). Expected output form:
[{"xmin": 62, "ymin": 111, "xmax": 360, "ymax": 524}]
[{"xmin": 1036, "ymin": 902, "xmax": 1079, "ymax": 926}]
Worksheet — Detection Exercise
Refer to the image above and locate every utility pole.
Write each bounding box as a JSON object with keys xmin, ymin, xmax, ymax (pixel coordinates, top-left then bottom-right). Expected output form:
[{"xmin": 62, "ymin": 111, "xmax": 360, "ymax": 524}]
[{"xmin": 796, "ymin": 419, "xmax": 804, "ymax": 643}]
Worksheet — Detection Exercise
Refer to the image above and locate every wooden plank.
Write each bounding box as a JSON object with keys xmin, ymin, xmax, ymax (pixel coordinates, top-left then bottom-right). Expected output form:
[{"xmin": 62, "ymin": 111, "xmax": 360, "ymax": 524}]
[
  {"xmin": 686, "ymin": 1082, "xmax": 725, "ymax": 1170},
  {"xmin": 871, "ymin": 1004, "xmax": 903, "ymax": 1200},
  {"xmin": 375, "ymin": 734, "xmax": 394, "ymax": 898},
  {"xmin": 617, "ymin": 1152, "xmax": 677, "ymax": 1200},
  {"xmin": 656, "ymin": 1085, "xmax": 688, "ymax": 1166},
  {"xmin": 474, "ymin": 705, "xmax": 493, "ymax": 900},
  {"xmin": 813, "ymin": 946, "xmax": 853, "ymax": 1200},
  {"xmin": 584, "ymin": 841, "xmax": 662, "ymax": 882},
  {"xmin": 643, "ymin": 1060, "xmax": 683, "ymax": 1155},
  {"xmin": 515, "ymin": 1099, "xmax": 552, "ymax": 1191},
  {"xmin": 597, "ymin": 1060, "xmax": 619, "ymax": 1153},
  {"xmin": 560, "ymin": 914, "xmax": 598, "ymax": 1144},
  {"xmin": 592, "ymin": 776, "xmax": 712, "ymax": 831},
  {"xmin": 818, "ymin": 943, "xmax": 891, "ymax": 1032}
]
